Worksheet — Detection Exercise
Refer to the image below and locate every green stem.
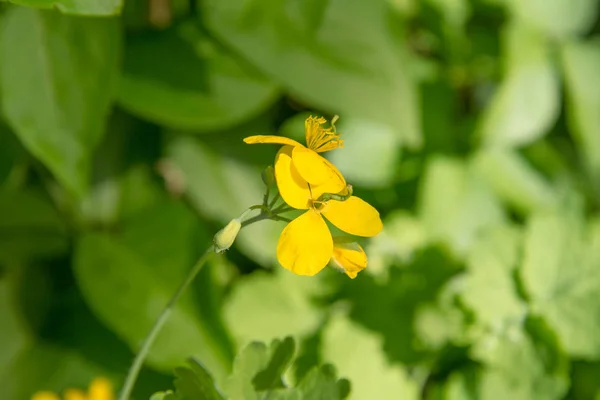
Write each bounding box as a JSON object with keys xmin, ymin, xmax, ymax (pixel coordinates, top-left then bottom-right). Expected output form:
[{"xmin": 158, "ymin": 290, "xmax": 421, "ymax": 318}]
[
  {"xmin": 118, "ymin": 213, "xmax": 272, "ymax": 400},
  {"xmin": 118, "ymin": 246, "xmax": 214, "ymax": 400}
]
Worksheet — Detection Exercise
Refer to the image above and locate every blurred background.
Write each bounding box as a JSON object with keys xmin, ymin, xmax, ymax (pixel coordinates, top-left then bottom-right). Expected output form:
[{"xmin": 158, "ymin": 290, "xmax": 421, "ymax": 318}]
[{"xmin": 2, "ymin": 0, "xmax": 600, "ymax": 399}]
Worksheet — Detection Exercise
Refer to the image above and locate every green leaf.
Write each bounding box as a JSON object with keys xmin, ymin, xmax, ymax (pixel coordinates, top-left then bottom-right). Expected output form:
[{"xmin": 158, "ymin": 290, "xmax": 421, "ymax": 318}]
[
  {"xmin": 507, "ymin": 0, "xmax": 597, "ymax": 38},
  {"xmin": 479, "ymin": 23, "xmax": 559, "ymax": 147},
  {"xmin": 252, "ymin": 337, "xmax": 295, "ymax": 391},
  {"xmin": 321, "ymin": 315, "xmax": 419, "ymax": 400},
  {"xmin": 8, "ymin": 0, "xmax": 122, "ymax": 16},
  {"xmin": 328, "ymin": 118, "xmax": 400, "ymax": 188},
  {"xmin": 173, "ymin": 359, "xmax": 225, "ymax": 400},
  {"xmin": 418, "ymin": 156, "xmax": 505, "ymax": 257},
  {"xmin": 0, "ymin": 8, "xmax": 120, "ymax": 196},
  {"xmin": 203, "ymin": 0, "xmax": 421, "ymax": 148},
  {"xmin": 521, "ymin": 207, "xmax": 600, "ymax": 358},
  {"xmin": 74, "ymin": 233, "xmax": 231, "ymax": 379},
  {"xmin": 150, "ymin": 391, "xmax": 177, "ymax": 400},
  {"xmin": 561, "ymin": 38, "xmax": 600, "ymax": 186},
  {"xmin": 118, "ymin": 23, "xmax": 278, "ymax": 131},
  {"xmin": 461, "ymin": 224, "xmax": 526, "ymax": 330},
  {"xmin": 224, "ymin": 271, "xmax": 323, "ymax": 345},
  {"xmin": 295, "ymin": 364, "xmax": 351, "ymax": 400},
  {"xmin": 472, "ymin": 149, "xmax": 558, "ymax": 215},
  {"xmin": 166, "ymin": 136, "xmax": 284, "ymax": 266},
  {"xmin": 0, "ymin": 277, "xmax": 29, "ymax": 376},
  {"xmin": 0, "ymin": 189, "xmax": 68, "ymax": 263}
]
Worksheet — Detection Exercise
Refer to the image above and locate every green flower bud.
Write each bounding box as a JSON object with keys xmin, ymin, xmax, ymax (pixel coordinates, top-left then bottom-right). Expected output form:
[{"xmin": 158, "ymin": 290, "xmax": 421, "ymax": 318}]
[
  {"xmin": 261, "ymin": 165, "xmax": 275, "ymax": 187},
  {"xmin": 213, "ymin": 218, "xmax": 242, "ymax": 253}
]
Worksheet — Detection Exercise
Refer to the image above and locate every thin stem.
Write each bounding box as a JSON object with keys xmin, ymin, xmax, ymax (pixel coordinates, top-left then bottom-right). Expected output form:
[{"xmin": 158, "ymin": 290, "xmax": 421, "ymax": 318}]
[
  {"xmin": 118, "ymin": 246, "xmax": 214, "ymax": 400},
  {"xmin": 271, "ymin": 204, "xmax": 294, "ymax": 214},
  {"xmin": 268, "ymin": 192, "xmax": 281, "ymax": 209},
  {"xmin": 241, "ymin": 212, "xmax": 271, "ymax": 228}
]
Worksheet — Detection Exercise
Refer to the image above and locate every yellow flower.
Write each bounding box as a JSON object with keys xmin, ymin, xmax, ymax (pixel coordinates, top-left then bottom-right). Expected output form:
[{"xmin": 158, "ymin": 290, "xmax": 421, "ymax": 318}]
[
  {"xmin": 32, "ymin": 378, "xmax": 114, "ymax": 400},
  {"xmin": 244, "ymin": 116, "xmax": 383, "ymax": 277}
]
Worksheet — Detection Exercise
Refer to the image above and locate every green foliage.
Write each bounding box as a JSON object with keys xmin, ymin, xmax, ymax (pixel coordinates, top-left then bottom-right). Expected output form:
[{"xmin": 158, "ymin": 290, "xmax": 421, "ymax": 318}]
[
  {"xmin": 3, "ymin": 0, "xmax": 600, "ymax": 399},
  {"xmin": 153, "ymin": 338, "xmax": 350, "ymax": 400}
]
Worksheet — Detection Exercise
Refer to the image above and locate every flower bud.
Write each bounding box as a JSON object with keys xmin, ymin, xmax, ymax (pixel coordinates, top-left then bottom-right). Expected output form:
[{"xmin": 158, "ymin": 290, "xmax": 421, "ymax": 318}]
[
  {"xmin": 213, "ymin": 218, "xmax": 242, "ymax": 253},
  {"xmin": 261, "ymin": 165, "xmax": 275, "ymax": 187}
]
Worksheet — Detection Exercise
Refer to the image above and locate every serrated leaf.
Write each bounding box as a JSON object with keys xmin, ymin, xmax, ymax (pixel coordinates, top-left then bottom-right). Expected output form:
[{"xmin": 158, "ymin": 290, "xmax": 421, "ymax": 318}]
[
  {"xmin": 479, "ymin": 23, "xmax": 559, "ymax": 147},
  {"xmin": 0, "ymin": 8, "xmax": 120, "ymax": 196},
  {"xmin": 252, "ymin": 337, "xmax": 296, "ymax": 391},
  {"xmin": 203, "ymin": 0, "xmax": 421, "ymax": 148},
  {"xmin": 295, "ymin": 364, "xmax": 351, "ymax": 400},
  {"xmin": 173, "ymin": 359, "xmax": 225, "ymax": 400},
  {"xmin": 118, "ymin": 24, "xmax": 278, "ymax": 131},
  {"xmin": 225, "ymin": 342, "xmax": 270, "ymax": 400}
]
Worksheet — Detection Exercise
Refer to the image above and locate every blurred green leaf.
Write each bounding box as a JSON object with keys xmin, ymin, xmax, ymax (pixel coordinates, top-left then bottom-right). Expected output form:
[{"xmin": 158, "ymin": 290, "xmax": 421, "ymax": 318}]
[
  {"xmin": 294, "ymin": 364, "xmax": 351, "ymax": 400},
  {"xmin": 329, "ymin": 118, "xmax": 400, "ymax": 188},
  {"xmin": 479, "ymin": 24, "xmax": 559, "ymax": 147},
  {"xmin": 252, "ymin": 337, "xmax": 295, "ymax": 390},
  {"xmin": 74, "ymin": 233, "xmax": 231, "ymax": 379},
  {"xmin": 167, "ymin": 136, "xmax": 284, "ymax": 265},
  {"xmin": 521, "ymin": 207, "xmax": 600, "ymax": 358},
  {"xmin": 507, "ymin": 0, "xmax": 597, "ymax": 38},
  {"xmin": 118, "ymin": 23, "xmax": 279, "ymax": 131},
  {"xmin": 562, "ymin": 38, "xmax": 600, "ymax": 188},
  {"xmin": 8, "ymin": 0, "xmax": 122, "ymax": 16},
  {"xmin": 472, "ymin": 149, "xmax": 558, "ymax": 215},
  {"xmin": 461, "ymin": 224, "xmax": 526, "ymax": 330},
  {"xmin": 0, "ymin": 189, "xmax": 68, "ymax": 263},
  {"xmin": 203, "ymin": 0, "xmax": 421, "ymax": 148},
  {"xmin": 173, "ymin": 359, "xmax": 225, "ymax": 400},
  {"xmin": 0, "ymin": 8, "xmax": 120, "ymax": 196},
  {"xmin": 321, "ymin": 314, "xmax": 419, "ymax": 400},
  {"xmin": 0, "ymin": 277, "xmax": 29, "ymax": 375},
  {"xmin": 150, "ymin": 391, "xmax": 177, "ymax": 400},
  {"xmin": 224, "ymin": 271, "xmax": 323, "ymax": 345},
  {"xmin": 418, "ymin": 156, "xmax": 505, "ymax": 257}
]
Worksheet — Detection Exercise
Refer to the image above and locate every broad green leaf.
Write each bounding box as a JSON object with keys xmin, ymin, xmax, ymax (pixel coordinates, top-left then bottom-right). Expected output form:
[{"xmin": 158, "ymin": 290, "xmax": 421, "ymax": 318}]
[
  {"xmin": 328, "ymin": 118, "xmax": 400, "ymax": 188},
  {"xmin": 173, "ymin": 359, "xmax": 225, "ymax": 400},
  {"xmin": 167, "ymin": 136, "xmax": 284, "ymax": 266},
  {"xmin": 418, "ymin": 156, "xmax": 505, "ymax": 257},
  {"xmin": 479, "ymin": 24, "xmax": 559, "ymax": 147},
  {"xmin": 473, "ymin": 149, "xmax": 558, "ymax": 215},
  {"xmin": 0, "ymin": 189, "xmax": 68, "ymax": 263},
  {"xmin": 521, "ymin": 208, "xmax": 600, "ymax": 358},
  {"xmin": 203, "ymin": 0, "xmax": 421, "ymax": 148},
  {"xmin": 0, "ymin": 278, "xmax": 29, "ymax": 376},
  {"xmin": 562, "ymin": 39, "xmax": 600, "ymax": 187},
  {"xmin": 0, "ymin": 8, "xmax": 120, "ymax": 196},
  {"xmin": 461, "ymin": 224, "xmax": 526, "ymax": 330},
  {"xmin": 224, "ymin": 271, "xmax": 323, "ymax": 345},
  {"xmin": 471, "ymin": 320, "xmax": 569, "ymax": 400},
  {"xmin": 8, "ymin": 0, "xmax": 122, "ymax": 16},
  {"xmin": 118, "ymin": 23, "xmax": 278, "ymax": 131},
  {"xmin": 321, "ymin": 315, "xmax": 419, "ymax": 400},
  {"xmin": 74, "ymin": 233, "xmax": 231, "ymax": 379},
  {"xmin": 507, "ymin": 0, "xmax": 597, "ymax": 38}
]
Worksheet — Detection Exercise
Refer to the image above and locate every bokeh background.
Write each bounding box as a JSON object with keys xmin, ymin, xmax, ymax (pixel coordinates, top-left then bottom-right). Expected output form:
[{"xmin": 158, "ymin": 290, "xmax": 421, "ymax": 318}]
[{"xmin": 2, "ymin": 0, "xmax": 600, "ymax": 398}]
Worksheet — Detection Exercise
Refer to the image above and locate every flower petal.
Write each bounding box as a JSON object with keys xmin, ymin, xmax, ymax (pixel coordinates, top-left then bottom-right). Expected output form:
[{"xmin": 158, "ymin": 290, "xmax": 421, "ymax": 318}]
[
  {"xmin": 243, "ymin": 135, "xmax": 304, "ymax": 148},
  {"xmin": 274, "ymin": 146, "xmax": 311, "ymax": 209},
  {"xmin": 322, "ymin": 196, "xmax": 383, "ymax": 237},
  {"xmin": 291, "ymin": 146, "xmax": 346, "ymax": 192},
  {"xmin": 64, "ymin": 389, "xmax": 87, "ymax": 400},
  {"xmin": 31, "ymin": 393, "xmax": 60, "ymax": 400},
  {"xmin": 89, "ymin": 378, "xmax": 114, "ymax": 400},
  {"xmin": 331, "ymin": 239, "xmax": 367, "ymax": 279},
  {"xmin": 277, "ymin": 210, "xmax": 333, "ymax": 276}
]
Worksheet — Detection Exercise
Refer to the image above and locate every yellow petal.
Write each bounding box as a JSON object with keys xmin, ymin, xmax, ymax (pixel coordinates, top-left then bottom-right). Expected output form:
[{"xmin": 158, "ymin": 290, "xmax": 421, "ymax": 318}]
[
  {"xmin": 243, "ymin": 135, "xmax": 304, "ymax": 148},
  {"xmin": 322, "ymin": 196, "xmax": 383, "ymax": 237},
  {"xmin": 64, "ymin": 389, "xmax": 87, "ymax": 400},
  {"xmin": 31, "ymin": 392, "xmax": 60, "ymax": 400},
  {"xmin": 331, "ymin": 240, "xmax": 367, "ymax": 279},
  {"xmin": 291, "ymin": 146, "xmax": 346, "ymax": 192},
  {"xmin": 88, "ymin": 378, "xmax": 114, "ymax": 400},
  {"xmin": 274, "ymin": 146, "xmax": 311, "ymax": 209},
  {"xmin": 277, "ymin": 210, "xmax": 333, "ymax": 276}
]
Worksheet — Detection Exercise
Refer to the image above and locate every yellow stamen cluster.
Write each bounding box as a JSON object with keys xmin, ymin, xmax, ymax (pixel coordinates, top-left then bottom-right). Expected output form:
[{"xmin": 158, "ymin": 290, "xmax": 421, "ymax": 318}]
[{"xmin": 305, "ymin": 116, "xmax": 344, "ymax": 153}]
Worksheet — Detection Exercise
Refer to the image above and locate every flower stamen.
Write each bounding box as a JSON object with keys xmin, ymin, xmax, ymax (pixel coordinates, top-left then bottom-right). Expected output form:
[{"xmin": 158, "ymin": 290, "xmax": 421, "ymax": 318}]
[{"xmin": 305, "ymin": 116, "xmax": 344, "ymax": 153}]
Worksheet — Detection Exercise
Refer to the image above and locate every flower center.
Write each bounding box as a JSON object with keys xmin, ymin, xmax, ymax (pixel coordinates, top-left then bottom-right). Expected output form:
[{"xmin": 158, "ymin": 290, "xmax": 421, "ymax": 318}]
[{"xmin": 305, "ymin": 116, "xmax": 344, "ymax": 152}]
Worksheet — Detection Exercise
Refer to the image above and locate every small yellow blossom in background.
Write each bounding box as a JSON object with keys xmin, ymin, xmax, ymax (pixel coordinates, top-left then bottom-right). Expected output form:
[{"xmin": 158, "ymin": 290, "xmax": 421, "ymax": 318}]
[
  {"xmin": 31, "ymin": 378, "xmax": 115, "ymax": 400},
  {"xmin": 244, "ymin": 116, "xmax": 383, "ymax": 277}
]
